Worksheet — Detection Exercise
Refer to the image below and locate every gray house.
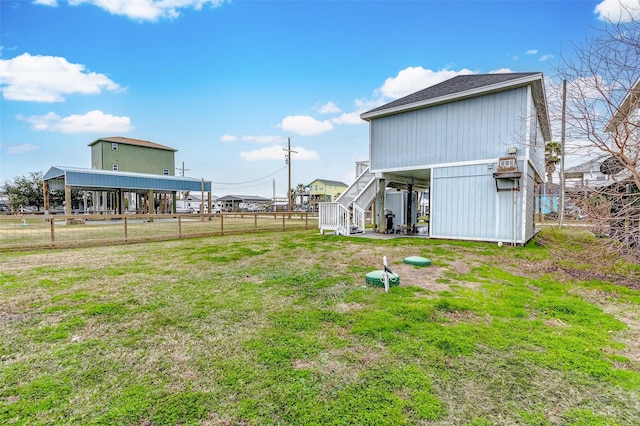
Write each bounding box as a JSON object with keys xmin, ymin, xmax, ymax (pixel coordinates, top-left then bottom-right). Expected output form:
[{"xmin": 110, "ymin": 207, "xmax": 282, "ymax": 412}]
[{"xmin": 320, "ymin": 73, "xmax": 551, "ymax": 244}]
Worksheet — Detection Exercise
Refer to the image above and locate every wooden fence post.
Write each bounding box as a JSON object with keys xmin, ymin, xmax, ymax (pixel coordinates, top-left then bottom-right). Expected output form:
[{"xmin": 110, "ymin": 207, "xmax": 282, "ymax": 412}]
[
  {"xmin": 178, "ymin": 215, "xmax": 182, "ymax": 237},
  {"xmin": 124, "ymin": 217, "xmax": 128, "ymax": 242},
  {"xmin": 220, "ymin": 214, "xmax": 224, "ymax": 235},
  {"xmin": 50, "ymin": 217, "xmax": 55, "ymax": 246}
]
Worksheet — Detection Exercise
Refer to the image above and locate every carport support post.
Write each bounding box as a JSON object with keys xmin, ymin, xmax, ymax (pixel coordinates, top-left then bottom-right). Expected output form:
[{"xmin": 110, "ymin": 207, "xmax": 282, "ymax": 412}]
[
  {"xmin": 65, "ymin": 185, "xmax": 72, "ymax": 224},
  {"xmin": 375, "ymin": 178, "xmax": 386, "ymax": 233},
  {"xmin": 117, "ymin": 189, "xmax": 124, "ymax": 215},
  {"xmin": 407, "ymin": 183, "xmax": 413, "ymax": 233},
  {"xmin": 201, "ymin": 178, "xmax": 205, "ymax": 222},
  {"xmin": 147, "ymin": 189, "xmax": 154, "ymax": 221},
  {"xmin": 43, "ymin": 181, "xmax": 50, "ymax": 214},
  {"xmin": 172, "ymin": 192, "xmax": 177, "ymax": 214}
]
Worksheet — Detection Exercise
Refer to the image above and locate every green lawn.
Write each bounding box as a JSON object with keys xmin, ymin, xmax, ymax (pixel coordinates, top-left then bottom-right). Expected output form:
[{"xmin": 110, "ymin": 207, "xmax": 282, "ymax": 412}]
[{"xmin": 1, "ymin": 229, "xmax": 639, "ymax": 425}]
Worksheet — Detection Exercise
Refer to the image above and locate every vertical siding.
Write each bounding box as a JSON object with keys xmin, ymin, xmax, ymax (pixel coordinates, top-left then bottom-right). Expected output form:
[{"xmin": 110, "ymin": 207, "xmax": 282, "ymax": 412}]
[
  {"xmin": 91, "ymin": 144, "xmax": 102, "ymax": 169},
  {"xmin": 99, "ymin": 143, "xmax": 175, "ymax": 175},
  {"xmin": 431, "ymin": 163, "xmax": 524, "ymax": 242},
  {"xmin": 523, "ymin": 165, "xmax": 536, "ymax": 242},
  {"xmin": 371, "ymin": 87, "xmax": 530, "ymax": 171},
  {"xmin": 529, "ymin": 103, "xmax": 546, "ymax": 179}
]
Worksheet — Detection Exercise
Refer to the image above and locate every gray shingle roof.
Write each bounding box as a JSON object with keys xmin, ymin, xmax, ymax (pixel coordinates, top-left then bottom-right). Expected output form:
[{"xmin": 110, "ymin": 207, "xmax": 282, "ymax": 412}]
[{"xmin": 363, "ymin": 73, "xmax": 541, "ymax": 116}]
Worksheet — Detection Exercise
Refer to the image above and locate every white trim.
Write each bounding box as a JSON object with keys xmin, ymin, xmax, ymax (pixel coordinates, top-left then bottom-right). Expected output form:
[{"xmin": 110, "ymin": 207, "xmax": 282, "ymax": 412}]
[
  {"xmin": 525, "ymin": 85, "xmax": 532, "ymax": 170},
  {"xmin": 361, "ymin": 74, "xmax": 543, "ymax": 120},
  {"xmin": 521, "ymin": 162, "xmax": 529, "ymax": 243},
  {"xmin": 429, "ymin": 234, "xmax": 525, "ymax": 244},
  {"xmin": 371, "ymin": 157, "xmax": 523, "ymax": 175}
]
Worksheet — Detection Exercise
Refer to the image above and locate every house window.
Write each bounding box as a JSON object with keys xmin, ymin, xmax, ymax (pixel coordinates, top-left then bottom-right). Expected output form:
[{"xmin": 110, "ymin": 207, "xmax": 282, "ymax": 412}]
[
  {"xmin": 112, "ymin": 163, "xmax": 119, "ymax": 171},
  {"xmin": 111, "ymin": 143, "xmax": 118, "ymax": 151},
  {"xmin": 162, "ymin": 169, "xmax": 170, "ymax": 176}
]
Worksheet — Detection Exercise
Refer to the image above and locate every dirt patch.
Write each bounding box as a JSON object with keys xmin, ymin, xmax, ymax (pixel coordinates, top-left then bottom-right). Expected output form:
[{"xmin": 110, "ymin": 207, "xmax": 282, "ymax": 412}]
[
  {"xmin": 293, "ymin": 359, "xmax": 314, "ymax": 370},
  {"xmin": 333, "ymin": 302, "xmax": 365, "ymax": 313},
  {"xmin": 547, "ymin": 265, "xmax": 640, "ymax": 290},
  {"xmin": 391, "ymin": 263, "xmax": 450, "ymax": 292},
  {"xmin": 241, "ymin": 275, "xmax": 264, "ymax": 284}
]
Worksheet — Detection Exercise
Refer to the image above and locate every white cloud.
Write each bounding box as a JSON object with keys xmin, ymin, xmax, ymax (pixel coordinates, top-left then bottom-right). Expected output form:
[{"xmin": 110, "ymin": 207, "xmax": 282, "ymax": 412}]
[
  {"xmin": 331, "ymin": 112, "xmax": 365, "ymax": 125},
  {"xmin": 44, "ymin": 0, "xmax": 226, "ymax": 22},
  {"xmin": 526, "ymin": 49, "xmax": 539, "ymax": 55},
  {"xmin": 240, "ymin": 144, "xmax": 319, "ymax": 161},
  {"xmin": 280, "ymin": 115, "xmax": 333, "ymax": 136},
  {"xmin": 595, "ymin": 0, "xmax": 640, "ymax": 22},
  {"xmin": 539, "ymin": 54, "xmax": 554, "ymax": 62},
  {"xmin": 354, "ymin": 97, "xmax": 384, "ymax": 112},
  {"xmin": 20, "ymin": 110, "xmax": 133, "ymax": 134},
  {"xmin": 0, "ymin": 53, "xmax": 122, "ymax": 102},
  {"xmin": 1, "ymin": 143, "xmax": 39, "ymax": 155},
  {"xmin": 315, "ymin": 101, "xmax": 341, "ymax": 114},
  {"xmin": 220, "ymin": 134, "xmax": 237, "ymax": 142},
  {"xmin": 490, "ymin": 68, "xmax": 514, "ymax": 74},
  {"xmin": 375, "ymin": 66, "xmax": 475, "ymax": 100},
  {"xmin": 242, "ymin": 135, "xmax": 284, "ymax": 144}
]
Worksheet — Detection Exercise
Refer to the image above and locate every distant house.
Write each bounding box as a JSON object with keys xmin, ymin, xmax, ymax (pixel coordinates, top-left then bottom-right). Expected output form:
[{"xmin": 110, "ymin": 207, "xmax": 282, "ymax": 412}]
[
  {"xmin": 41, "ymin": 136, "xmax": 212, "ymax": 215},
  {"xmin": 595, "ymin": 77, "xmax": 639, "ymax": 243},
  {"xmin": 564, "ymin": 156, "xmax": 611, "ymax": 189},
  {"xmin": 176, "ymin": 194, "xmax": 220, "ymax": 213},
  {"xmin": 320, "ymin": 73, "xmax": 552, "ymax": 244},
  {"xmin": 89, "ymin": 136, "xmax": 176, "ymax": 176},
  {"xmin": 307, "ymin": 179, "xmax": 348, "ymax": 211},
  {"xmin": 217, "ymin": 195, "xmax": 271, "ymax": 212}
]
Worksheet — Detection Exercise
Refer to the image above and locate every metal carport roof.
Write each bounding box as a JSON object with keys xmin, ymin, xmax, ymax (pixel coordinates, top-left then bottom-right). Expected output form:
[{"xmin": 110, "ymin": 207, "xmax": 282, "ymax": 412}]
[{"xmin": 44, "ymin": 166, "xmax": 212, "ymax": 192}]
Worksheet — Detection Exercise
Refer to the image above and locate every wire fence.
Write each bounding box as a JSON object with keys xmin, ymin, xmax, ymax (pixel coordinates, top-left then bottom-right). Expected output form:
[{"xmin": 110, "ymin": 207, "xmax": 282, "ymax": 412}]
[{"xmin": 0, "ymin": 212, "xmax": 318, "ymax": 251}]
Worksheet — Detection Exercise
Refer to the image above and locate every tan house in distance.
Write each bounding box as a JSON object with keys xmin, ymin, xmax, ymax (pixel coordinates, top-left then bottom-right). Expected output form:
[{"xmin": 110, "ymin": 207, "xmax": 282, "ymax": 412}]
[{"xmin": 308, "ymin": 179, "xmax": 347, "ymax": 211}]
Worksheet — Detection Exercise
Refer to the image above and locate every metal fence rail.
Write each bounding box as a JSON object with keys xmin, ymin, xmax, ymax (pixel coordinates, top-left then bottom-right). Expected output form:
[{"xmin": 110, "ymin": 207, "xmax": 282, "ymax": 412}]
[{"xmin": 0, "ymin": 212, "xmax": 317, "ymax": 250}]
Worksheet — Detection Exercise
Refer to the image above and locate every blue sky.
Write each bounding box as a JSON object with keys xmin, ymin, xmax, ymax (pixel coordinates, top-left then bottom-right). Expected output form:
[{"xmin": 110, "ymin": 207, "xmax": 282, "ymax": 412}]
[{"xmin": 0, "ymin": 0, "xmax": 634, "ymax": 197}]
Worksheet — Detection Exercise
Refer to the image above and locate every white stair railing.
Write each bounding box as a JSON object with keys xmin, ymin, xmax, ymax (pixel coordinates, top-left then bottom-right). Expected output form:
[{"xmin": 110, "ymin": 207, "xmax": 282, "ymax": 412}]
[
  {"xmin": 319, "ymin": 202, "xmax": 351, "ymax": 235},
  {"xmin": 320, "ymin": 165, "xmax": 377, "ymax": 236},
  {"xmin": 352, "ymin": 205, "xmax": 366, "ymax": 234},
  {"xmin": 352, "ymin": 177, "xmax": 377, "ymax": 211},
  {"xmin": 336, "ymin": 166, "xmax": 373, "ymax": 207}
]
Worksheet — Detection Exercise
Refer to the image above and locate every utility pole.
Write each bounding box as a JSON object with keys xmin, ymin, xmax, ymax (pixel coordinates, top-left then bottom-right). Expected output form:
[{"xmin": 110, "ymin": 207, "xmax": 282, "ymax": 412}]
[
  {"xmin": 176, "ymin": 161, "xmax": 191, "ymax": 177},
  {"xmin": 176, "ymin": 161, "xmax": 191, "ymax": 202},
  {"xmin": 283, "ymin": 138, "xmax": 297, "ymax": 212},
  {"xmin": 559, "ymin": 79, "xmax": 566, "ymax": 230},
  {"xmin": 272, "ymin": 179, "xmax": 276, "ymax": 212}
]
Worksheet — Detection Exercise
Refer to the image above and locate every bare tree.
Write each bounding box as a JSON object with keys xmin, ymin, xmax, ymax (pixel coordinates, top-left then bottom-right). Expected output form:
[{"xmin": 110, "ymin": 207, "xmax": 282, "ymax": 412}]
[{"xmin": 556, "ymin": 7, "xmax": 640, "ymax": 249}]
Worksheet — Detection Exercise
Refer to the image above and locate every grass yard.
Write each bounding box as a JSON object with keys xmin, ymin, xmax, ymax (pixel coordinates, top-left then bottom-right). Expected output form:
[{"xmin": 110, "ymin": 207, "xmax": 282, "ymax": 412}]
[{"xmin": 1, "ymin": 228, "xmax": 639, "ymax": 425}]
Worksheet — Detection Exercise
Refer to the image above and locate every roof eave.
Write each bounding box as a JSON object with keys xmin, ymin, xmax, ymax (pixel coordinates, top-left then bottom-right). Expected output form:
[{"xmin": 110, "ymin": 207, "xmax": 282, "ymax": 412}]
[
  {"xmin": 604, "ymin": 77, "xmax": 640, "ymax": 132},
  {"xmin": 361, "ymin": 73, "xmax": 544, "ymax": 121}
]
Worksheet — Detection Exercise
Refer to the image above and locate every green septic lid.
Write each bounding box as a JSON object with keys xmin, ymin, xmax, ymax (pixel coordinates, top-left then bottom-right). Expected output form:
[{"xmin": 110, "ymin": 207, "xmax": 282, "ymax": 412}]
[
  {"xmin": 365, "ymin": 270, "xmax": 400, "ymax": 287},
  {"xmin": 403, "ymin": 256, "xmax": 431, "ymax": 267}
]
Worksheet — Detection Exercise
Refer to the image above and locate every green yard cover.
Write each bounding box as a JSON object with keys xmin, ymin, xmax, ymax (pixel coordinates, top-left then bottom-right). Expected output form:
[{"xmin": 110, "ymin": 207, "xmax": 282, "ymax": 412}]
[
  {"xmin": 403, "ymin": 256, "xmax": 432, "ymax": 267},
  {"xmin": 365, "ymin": 270, "xmax": 400, "ymax": 287}
]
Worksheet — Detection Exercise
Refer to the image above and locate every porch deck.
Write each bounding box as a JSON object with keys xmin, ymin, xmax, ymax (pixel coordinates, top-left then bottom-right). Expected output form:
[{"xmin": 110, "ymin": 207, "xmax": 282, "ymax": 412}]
[{"xmin": 326, "ymin": 227, "xmax": 430, "ymax": 240}]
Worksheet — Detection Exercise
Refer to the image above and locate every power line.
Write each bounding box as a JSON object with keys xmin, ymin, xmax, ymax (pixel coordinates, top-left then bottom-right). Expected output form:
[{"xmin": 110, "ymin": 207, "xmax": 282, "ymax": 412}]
[{"xmin": 212, "ymin": 166, "xmax": 287, "ymax": 185}]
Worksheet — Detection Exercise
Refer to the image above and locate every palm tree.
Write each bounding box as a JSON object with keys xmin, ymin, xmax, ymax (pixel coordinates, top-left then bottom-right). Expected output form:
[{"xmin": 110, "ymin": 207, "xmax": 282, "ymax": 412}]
[
  {"xmin": 292, "ymin": 183, "xmax": 308, "ymax": 209},
  {"xmin": 545, "ymin": 141, "xmax": 562, "ymax": 185}
]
